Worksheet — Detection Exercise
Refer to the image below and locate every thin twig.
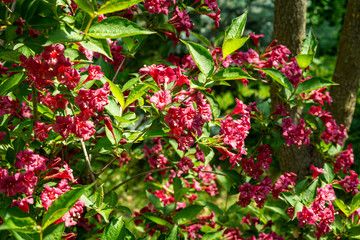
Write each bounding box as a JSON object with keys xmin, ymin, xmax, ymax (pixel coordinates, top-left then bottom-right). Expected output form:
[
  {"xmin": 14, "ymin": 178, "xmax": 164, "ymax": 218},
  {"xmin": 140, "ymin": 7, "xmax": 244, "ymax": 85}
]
[
  {"xmin": 32, "ymin": 84, "xmax": 38, "ymax": 123},
  {"xmin": 105, "ymin": 167, "xmax": 173, "ymax": 196},
  {"xmin": 81, "ymin": 139, "xmax": 98, "ymax": 189},
  {"xmin": 112, "ymin": 57, "xmax": 126, "ymax": 82},
  {"xmin": 93, "ymin": 157, "xmax": 118, "ymax": 176},
  {"xmin": 202, "ymin": 170, "xmax": 228, "ymax": 177},
  {"xmin": 131, "ymin": 127, "xmax": 150, "ymax": 145}
]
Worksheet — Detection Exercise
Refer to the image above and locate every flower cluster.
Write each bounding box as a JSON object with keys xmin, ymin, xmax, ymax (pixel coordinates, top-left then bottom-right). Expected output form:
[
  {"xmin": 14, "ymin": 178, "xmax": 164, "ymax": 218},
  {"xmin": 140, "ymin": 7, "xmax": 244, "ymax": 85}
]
[
  {"xmin": 282, "ymin": 118, "xmax": 312, "ymax": 148},
  {"xmin": 296, "ymin": 184, "xmax": 336, "ymax": 239}
]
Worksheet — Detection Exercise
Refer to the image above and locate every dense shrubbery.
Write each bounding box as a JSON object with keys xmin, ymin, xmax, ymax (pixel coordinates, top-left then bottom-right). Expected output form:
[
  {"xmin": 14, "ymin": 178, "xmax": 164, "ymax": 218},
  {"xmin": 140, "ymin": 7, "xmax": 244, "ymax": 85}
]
[{"xmin": 0, "ymin": 0, "xmax": 359, "ymax": 239}]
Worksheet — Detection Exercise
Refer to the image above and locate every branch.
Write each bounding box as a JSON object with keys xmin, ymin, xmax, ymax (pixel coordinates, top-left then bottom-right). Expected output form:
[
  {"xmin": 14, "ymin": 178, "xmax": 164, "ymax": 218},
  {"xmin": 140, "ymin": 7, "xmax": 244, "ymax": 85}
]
[
  {"xmin": 93, "ymin": 157, "xmax": 118, "ymax": 176},
  {"xmin": 105, "ymin": 167, "xmax": 173, "ymax": 196},
  {"xmin": 81, "ymin": 139, "xmax": 98, "ymax": 189},
  {"xmin": 32, "ymin": 84, "xmax": 38, "ymax": 123}
]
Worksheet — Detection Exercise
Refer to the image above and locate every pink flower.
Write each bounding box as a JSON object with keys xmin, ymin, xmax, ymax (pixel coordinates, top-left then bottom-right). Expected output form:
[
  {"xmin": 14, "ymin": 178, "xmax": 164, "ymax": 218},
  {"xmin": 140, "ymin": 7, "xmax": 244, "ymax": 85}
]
[
  {"xmin": 144, "ymin": 0, "xmax": 172, "ymax": 15},
  {"xmin": 0, "ymin": 169, "xmax": 37, "ymax": 196},
  {"xmin": 72, "ymin": 117, "xmax": 95, "ymax": 141},
  {"xmin": 282, "ymin": 118, "xmax": 312, "ymax": 148},
  {"xmin": 168, "ymin": 7, "xmax": 194, "ymax": 37},
  {"xmin": 177, "ymin": 136, "xmax": 194, "ymax": 151},
  {"xmin": 150, "ymin": 90, "xmax": 172, "ymax": 111},
  {"xmin": 237, "ymin": 183, "xmax": 254, "ymax": 207},
  {"xmin": 82, "ymin": 64, "xmax": 104, "ymax": 85},
  {"xmin": 11, "ymin": 196, "xmax": 34, "ymax": 213},
  {"xmin": 54, "ymin": 200, "xmax": 85, "ymax": 227},
  {"xmin": 0, "ymin": 95, "xmax": 20, "ymax": 116},
  {"xmin": 272, "ymin": 172, "xmax": 297, "ymax": 199},
  {"xmin": 93, "ymin": 82, "xmax": 110, "ymax": 112},
  {"xmin": 176, "ymin": 157, "xmax": 194, "ymax": 174},
  {"xmin": 249, "ymin": 33, "xmax": 264, "ymax": 49},
  {"xmin": 38, "ymin": 92, "xmax": 68, "ymax": 112},
  {"xmin": 297, "ymin": 206, "xmax": 317, "ymax": 227},
  {"xmin": 338, "ymin": 170, "xmax": 359, "ymax": 194},
  {"xmin": 15, "ymin": 149, "xmax": 48, "ymax": 172},
  {"xmin": 53, "ymin": 115, "xmax": 74, "ymax": 139},
  {"xmin": 334, "ymin": 144, "xmax": 354, "ymax": 174},
  {"xmin": 34, "ymin": 121, "xmax": 52, "ymax": 142},
  {"xmin": 310, "ymin": 165, "xmax": 327, "ymax": 180}
]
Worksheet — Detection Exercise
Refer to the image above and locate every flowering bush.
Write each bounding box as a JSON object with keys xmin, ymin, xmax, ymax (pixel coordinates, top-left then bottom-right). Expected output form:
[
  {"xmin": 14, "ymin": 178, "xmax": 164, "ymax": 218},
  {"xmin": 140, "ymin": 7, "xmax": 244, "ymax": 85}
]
[{"xmin": 0, "ymin": 0, "xmax": 358, "ymax": 239}]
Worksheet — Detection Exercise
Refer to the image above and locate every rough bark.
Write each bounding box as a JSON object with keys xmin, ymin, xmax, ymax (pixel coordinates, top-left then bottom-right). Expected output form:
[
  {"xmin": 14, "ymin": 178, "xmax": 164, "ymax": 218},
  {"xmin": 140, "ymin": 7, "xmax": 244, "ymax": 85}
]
[
  {"xmin": 273, "ymin": 0, "xmax": 307, "ymax": 57},
  {"xmin": 272, "ymin": 0, "xmax": 323, "ymax": 179},
  {"xmin": 329, "ymin": 0, "xmax": 360, "ymax": 131}
]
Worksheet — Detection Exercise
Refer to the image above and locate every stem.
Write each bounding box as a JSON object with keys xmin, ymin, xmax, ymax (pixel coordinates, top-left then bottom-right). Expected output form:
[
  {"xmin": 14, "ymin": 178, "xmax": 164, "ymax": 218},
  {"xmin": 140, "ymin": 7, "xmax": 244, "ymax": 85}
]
[
  {"xmin": 32, "ymin": 85, "xmax": 38, "ymax": 123},
  {"xmin": 131, "ymin": 127, "xmax": 150, "ymax": 145},
  {"xmin": 286, "ymin": 71, "xmax": 304, "ymax": 101},
  {"xmin": 112, "ymin": 57, "xmax": 126, "ymax": 82},
  {"xmin": 84, "ymin": 16, "xmax": 95, "ymax": 35},
  {"xmin": 81, "ymin": 139, "xmax": 98, "ymax": 189},
  {"xmin": 341, "ymin": 217, "xmax": 348, "ymax": 234},
  {"xmin": 93, "ymin": 157, "xmax": 118, "ymax": 176},
  {"xmin": 202, "ymin": 170, "xmax": 228, "ymax": 177},
  {"xmin": 105, "ymin": 167, "xmax": 173, "ymax": 196},
  {"xmin": 223, "ymin": 192, "xmax": 229, "ymax": 216}
]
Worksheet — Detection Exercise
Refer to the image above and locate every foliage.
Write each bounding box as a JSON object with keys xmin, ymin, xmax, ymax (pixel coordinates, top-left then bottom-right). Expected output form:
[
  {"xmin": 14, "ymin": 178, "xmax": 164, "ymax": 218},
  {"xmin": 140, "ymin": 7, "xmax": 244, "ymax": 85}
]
[{"xmin": 0, "ymin": 0, "xmax": 358, "ymax": 240}]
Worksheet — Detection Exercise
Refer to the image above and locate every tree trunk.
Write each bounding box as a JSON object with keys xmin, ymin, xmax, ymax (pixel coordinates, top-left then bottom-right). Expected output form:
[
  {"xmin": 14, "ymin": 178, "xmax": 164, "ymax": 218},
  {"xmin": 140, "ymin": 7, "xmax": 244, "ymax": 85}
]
[
  {"xmin": 272, "ymin": 0, "xmax": 323, "ymax": 179},
  {"xmin": 329, "ymin": 0, "xmax": 360, "ymax": 131},
  {"xmin": 273, "ymin": 0, "xmax": 307, "ymax": 57}
]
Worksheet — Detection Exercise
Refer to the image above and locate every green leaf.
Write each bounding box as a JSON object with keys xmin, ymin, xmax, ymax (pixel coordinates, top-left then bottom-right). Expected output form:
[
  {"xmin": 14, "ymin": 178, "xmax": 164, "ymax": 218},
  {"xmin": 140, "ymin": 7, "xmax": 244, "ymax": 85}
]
[
  {"xmin": 103, "ymin": 76, "xmax": 125, "ymax": 109},
  {"xmin": 105, "ymin": 124, "xmax": 121, "ymax": 145},
  {"xmin": 81, "ymin": 37, "xmax": 113, "ymax": 60},
  {"xmin": 96, "ymin": 208, "xmax": 113, "ymax": 223},
  {"xmin": 224, "ymin": 10, "xmax": 247, "ymax": 41},
  {"xmin": 73, "ymin": 0, "xmax": 95, "ymax": 16},
  {"xmin": 181, "ymin": 40, "xmax": 214, "ymax": 77},
  {"xmin": 46, "ymin": 25, "xmax": 83, "ymax": 45},
  {"xmin": 42, "ymin": 183, "xmax": 95, "ymax": 229},
  {"xmin": 197, "ymin": 201, "xmax": 223, "ymax": 216},
  {"xmin": 191, "ymin": 31, "xmax": 211, "ymax": 47},
  {"xmin": 146, "ymin": 191, "xmax": 162, "ymax": 210},
  {"xmin": 293, "ymin": 201, "xmax": 304, "ymax": 220},
  {"xmin": 0, "ymin": 216, "xmax": 39, "ymax": 233},
  {"xmin": 264, "ymin": 205, "xmax": 290, "ymax": 220},
  {"xmin": 280, "ymin": 192, "xmax": 301, "ymax": 207},
  {"xmin": 0, "ymin": 73, "xmax": 25, "ymax": 96},
  {"xmin": 165, "ymin": 224, "xmax": 178, "ymax": 240},
  {"xmin": 213, "ymin": 67, "xmax": 254, "ymax": 81},
  {"xmin": 141, "ymin": 213, "xmax": 172, "ymax": 228},
  {"xmin": 95, "ymin": 184, "xmax": 104, "ymax": 209},
  {"xmin": 203, "ymin": 91, "xmax": 220, "ymax": 118},
  {"xmin": 98, "ymin": 0, "xmax": 143, "ymax": 15},
  {"xmin": 215, "ymin": 169, "xmax": 231, "ymax": 191},
  {"xmin": 198, "ymin": 143, "xmax": 214, "ymax": 165},
  {"xmin": 350, "ymin": 192, "xmax": 360, "ymax": 214},
  {"xmin": 300, "ymin": 30, "xmax": 318, "ymax": 55},
  {"xmin": 295, "ymin": 77, "xmax": 337, "ymax": 94},
  {"xmin": 301, "ymin": 178, "xmax": 318, "ymax": 204},
  {"xmin": 42, "ymin": 222, "xmax": 65, "ymax": 240},
  {"xmin": 124, "ymin": 84, "xmax": 149, "ymax": 108},
  {"xmin": 0, "ymin": 49, "xmax": 23, "ymax": 63},
  {"xmin": 88, "ymin": 17, "xmax": 155, "ymax": 39},
  {"xmin": 257, "ymin": 68, "xmax": 294, "ymax": 90},
  {"xmin": 335, "ymin": 199, "xmax": 350, "ymax": 217},
  {"xmin": 222, "ymin": 36, "xmax": 249, "ymax": 59},
  {"xmin": 174, "ymin": 205, "xmax": 204, "ymax": 225},
  {"xmin": 122, "ymin": 76, "xmax": 142, "ymax": 91},
  {"xmin": 296, "ymin": 54, "xmax": 313, "ymax": 69},
  {"xmin": 322, "ymin": 163, "xmax": 334, "ymax": 184},
  {"xmin": 202, "ymin": 229, "xmax": 225, "ymax": 240},
  {"xmin": 101, "ymin": 217, "xmax": 125, "ymax": 240}
]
